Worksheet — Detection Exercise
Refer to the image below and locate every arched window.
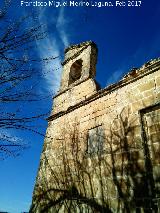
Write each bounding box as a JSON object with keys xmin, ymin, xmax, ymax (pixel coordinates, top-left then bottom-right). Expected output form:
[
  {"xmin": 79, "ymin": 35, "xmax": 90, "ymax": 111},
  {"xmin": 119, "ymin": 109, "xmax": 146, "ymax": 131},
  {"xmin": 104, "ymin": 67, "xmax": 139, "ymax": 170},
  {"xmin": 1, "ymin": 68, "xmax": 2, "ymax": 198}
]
[{"xmin": 69, "ymin": 59, "xmax": 82, "ymax": 85}]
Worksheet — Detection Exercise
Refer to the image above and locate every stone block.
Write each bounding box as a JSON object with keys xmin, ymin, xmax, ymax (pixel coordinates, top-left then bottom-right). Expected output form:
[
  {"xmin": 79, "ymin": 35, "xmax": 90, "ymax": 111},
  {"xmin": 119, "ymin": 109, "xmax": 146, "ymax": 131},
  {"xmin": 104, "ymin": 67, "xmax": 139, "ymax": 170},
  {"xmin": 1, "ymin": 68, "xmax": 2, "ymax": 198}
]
[
  {"xmin": 141, "ymin": 95, "xmax": 157, "ymax": 107},
  {"xmin": 131, "ymin": 100, "xmax": 144, "ymax": 113},
  {"xmin": 156, "ymin": 76, "xmax": 160, "ymax": 87},
  {"xmin": 138, "ymin": 80, "xmax": 155, "ymax": 92}
]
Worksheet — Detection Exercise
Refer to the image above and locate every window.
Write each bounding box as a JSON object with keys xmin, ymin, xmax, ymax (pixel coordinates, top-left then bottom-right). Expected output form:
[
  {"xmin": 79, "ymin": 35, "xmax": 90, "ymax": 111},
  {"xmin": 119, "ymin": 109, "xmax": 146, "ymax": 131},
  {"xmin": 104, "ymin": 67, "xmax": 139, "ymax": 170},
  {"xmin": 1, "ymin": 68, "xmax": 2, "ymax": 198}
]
[
  {"xmin": 140, "ymin": 103, "xmax": 160, "ymax": 201},
  {"xmin": 141, "ymin": 103, "xmax": 160, "ymax": 161},
  {"xmin": 69, "ymin": 59, "xmax": 82, "ymax": 85},
  {"xmin": 87, "ymin": 126, "xmax": 105, "ymax": 155}
]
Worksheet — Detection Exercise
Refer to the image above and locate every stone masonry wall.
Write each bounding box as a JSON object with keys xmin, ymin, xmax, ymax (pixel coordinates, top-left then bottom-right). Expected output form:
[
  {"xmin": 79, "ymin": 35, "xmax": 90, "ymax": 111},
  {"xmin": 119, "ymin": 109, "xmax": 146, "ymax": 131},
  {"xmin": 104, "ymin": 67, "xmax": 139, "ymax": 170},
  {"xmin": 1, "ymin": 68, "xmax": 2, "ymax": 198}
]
[{"xmin": 30, "ymin": 49, "xmax": 160, "ymax": 212}]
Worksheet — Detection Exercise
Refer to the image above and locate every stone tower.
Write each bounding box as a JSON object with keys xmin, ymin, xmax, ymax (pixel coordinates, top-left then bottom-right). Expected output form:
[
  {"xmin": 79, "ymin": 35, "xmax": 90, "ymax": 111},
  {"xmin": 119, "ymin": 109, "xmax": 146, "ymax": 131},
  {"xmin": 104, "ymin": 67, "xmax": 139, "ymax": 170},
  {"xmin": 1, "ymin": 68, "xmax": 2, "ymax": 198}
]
[
  {"xmin": 30, "ymin": 41, "xmax": 160, "ymax": 213},
  {"xmin": 51, "ymin": 41, "xmax": 100, "ymax": 117}
]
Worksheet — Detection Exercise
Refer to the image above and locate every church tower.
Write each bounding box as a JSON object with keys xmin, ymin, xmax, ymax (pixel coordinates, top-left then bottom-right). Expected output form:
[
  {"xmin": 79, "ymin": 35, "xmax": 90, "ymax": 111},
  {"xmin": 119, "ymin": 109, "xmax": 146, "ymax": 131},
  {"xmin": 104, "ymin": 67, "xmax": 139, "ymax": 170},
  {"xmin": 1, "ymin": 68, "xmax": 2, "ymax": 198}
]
[
  {"xmin": 30, "ymin": 41, "xmax": 160, "ymax": 213},
  {"xmin": 61, "ymin": 41, "xmax": 97, "ymax": 90},
  {"xmin": 30, "ymin": 41, "xmax": 100, "ymax": 212},
  {"xmin": 50, "ymin": 41, "xmax": 99, "ymax": 117}
]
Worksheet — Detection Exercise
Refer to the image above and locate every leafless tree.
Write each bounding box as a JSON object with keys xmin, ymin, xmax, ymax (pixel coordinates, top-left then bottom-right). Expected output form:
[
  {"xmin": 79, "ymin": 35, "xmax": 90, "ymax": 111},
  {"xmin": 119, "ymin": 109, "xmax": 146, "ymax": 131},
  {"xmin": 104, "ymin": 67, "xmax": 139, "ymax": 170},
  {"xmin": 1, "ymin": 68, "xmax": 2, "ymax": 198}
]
[
  {"xmin": 0, "ymin": 0, "xmax": 11, "ymax": 18},
  {"xmin": 0, "ymin": 5, "xmax": 58, "ymax": 159}
]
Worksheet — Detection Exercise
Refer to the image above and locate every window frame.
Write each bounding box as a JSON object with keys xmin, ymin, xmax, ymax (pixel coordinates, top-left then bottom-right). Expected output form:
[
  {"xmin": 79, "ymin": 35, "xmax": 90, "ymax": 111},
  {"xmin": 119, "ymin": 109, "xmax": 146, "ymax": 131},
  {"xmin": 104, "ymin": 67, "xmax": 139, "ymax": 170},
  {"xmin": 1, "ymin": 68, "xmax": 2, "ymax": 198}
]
[{"xmin": 86, "ymin": 125, "xmax": 105, "ymax": 156}]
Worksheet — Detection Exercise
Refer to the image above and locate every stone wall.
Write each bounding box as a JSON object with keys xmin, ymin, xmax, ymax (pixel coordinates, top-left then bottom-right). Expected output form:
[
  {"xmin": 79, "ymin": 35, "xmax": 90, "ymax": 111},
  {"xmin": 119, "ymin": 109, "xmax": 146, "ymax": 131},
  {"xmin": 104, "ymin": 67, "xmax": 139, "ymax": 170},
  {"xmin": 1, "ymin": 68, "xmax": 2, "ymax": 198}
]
[{"xmin": 30, "ymin": 42, "xmax": 160, "ymax": 213}]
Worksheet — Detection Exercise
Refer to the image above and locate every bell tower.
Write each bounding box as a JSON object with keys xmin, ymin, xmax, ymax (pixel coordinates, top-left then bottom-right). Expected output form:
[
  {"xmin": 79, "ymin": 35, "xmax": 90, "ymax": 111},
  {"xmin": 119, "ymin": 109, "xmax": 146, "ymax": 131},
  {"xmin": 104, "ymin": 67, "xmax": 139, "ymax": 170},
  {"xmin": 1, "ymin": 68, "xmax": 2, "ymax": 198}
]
[
  {"xmin": 59, "ymin": 41, "xmax": 98, "ymax": 91},
  {"xmin": 51, "ymin": 41, "xmax": 99, "ymax": 116}
]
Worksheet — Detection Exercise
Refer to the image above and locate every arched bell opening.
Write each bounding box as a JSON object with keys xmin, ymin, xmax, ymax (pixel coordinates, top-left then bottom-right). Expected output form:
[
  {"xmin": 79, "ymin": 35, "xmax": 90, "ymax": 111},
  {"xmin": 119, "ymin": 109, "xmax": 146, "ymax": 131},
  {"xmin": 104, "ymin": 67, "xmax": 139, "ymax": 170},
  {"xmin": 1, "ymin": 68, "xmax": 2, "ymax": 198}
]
[{"xmin": 68, "ymin": 59, "xmax": 83, "ymax": 85}]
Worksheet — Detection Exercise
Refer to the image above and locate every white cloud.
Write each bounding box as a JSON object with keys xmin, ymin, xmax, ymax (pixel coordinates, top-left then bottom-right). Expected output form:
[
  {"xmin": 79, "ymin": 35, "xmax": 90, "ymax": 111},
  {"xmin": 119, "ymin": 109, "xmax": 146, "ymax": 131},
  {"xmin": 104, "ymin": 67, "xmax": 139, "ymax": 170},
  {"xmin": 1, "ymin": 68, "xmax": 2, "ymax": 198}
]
[
  {"xmin": 36, "ymin": 37, "xmax": 62, "ymax": 94},
  {"xmin": 56, "ymin": 7, "xmax": 69, "ymax": 47},
  {"xmin": 0, "ymin": 129, "xmax": 27, "ymax": 160},
  {"xmin": 0, "ymin": 131, "xmax": 22, "ymax": 144},
  {"xmin": 106, "ymin": 69, "xmax": 124, "ymax": 86},
  {"xmin": 36, "ymin": 7, "xmax": 70, "ymax": 94}
]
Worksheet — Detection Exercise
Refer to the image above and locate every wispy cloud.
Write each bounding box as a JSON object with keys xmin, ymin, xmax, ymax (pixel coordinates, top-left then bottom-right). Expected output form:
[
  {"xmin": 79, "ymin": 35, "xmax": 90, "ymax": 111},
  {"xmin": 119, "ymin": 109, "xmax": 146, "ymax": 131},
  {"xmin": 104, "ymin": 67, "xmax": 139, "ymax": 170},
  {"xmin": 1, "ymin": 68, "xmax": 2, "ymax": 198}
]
[
  {"xmin": 56, "ymin": 7, "xmax": 69, "ymax": 47},
  {"xmin": 106, "ymin": 69, "xmax": 124, "ymax": 86},
  {"xmin": 0, "ymin": 130, "xmax": 23, "ymax": 144},
  {"xmin": 36, "ymin": 36, "xmax": 62, "ymax": 94},
  {"xmin": 0, "ymin": 129, "xmax": 28, "ymax": 160},
  {"xmin": 37, "ymin": 7, "xmax": 70, "ymax": 94}
]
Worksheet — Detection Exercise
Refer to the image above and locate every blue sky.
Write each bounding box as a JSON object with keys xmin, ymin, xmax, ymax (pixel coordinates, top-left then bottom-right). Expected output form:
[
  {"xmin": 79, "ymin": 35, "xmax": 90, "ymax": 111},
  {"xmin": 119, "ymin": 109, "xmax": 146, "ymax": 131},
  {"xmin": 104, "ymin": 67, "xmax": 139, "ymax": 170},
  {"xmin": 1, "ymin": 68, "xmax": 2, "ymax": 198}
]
[{"xmin": 0, "ymin": 0, "xmax": 160, "ymax": 212}]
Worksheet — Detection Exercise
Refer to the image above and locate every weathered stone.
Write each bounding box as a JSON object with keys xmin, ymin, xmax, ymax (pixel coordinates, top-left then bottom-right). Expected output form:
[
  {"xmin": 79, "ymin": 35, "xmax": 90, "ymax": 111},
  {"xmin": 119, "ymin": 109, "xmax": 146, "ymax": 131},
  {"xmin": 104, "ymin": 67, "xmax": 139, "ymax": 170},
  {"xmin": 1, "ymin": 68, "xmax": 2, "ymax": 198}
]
[
  {"xmin": 138, "ymin": 80, "xmax": 155, "ymax": 92},
  {"xmin": 156, "ymin": 76, "xmax": 160, "ymax": 87},
  {"xmin": 30, "ymin": 42, "xmax": 160, "ymax": 213}
]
